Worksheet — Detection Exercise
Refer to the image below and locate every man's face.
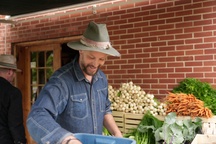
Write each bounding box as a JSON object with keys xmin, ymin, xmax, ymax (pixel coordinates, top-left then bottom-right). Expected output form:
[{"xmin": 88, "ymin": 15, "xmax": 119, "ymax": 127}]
[{"xmin": 79, "ymin": 50, "xmax": 107, "ymax": 76}]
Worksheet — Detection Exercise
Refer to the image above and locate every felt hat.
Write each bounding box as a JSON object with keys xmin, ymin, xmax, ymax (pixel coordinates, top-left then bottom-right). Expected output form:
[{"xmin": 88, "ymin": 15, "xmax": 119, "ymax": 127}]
[
  {"xmin": 0, "ymin": 54, "xmax": 21, "ymax": 72},
  {"xmin": 67, "ymin": 21, "xmax": 120, "ymax": 57}
]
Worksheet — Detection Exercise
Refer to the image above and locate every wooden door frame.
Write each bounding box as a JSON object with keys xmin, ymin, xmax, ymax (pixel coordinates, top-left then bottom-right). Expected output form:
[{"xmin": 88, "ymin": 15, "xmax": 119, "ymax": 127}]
[{"xmin": 13, "ymin": 36, "xmax": 81, "ymax": 143}]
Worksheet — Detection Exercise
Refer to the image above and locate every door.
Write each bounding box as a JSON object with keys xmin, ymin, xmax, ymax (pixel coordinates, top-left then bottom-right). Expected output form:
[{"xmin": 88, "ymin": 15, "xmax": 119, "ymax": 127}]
[{"xmin": 16, "ymin": 44, "xmax": 61, "ymax": 144}]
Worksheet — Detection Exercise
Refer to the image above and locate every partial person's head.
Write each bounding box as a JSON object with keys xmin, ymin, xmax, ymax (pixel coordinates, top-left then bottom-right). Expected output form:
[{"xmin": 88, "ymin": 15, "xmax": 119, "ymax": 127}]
[
  {"xmin": 67, "ymin": 21, "xmax": 120, "ymax": 76},
  {"xmin": 0, "ymin": 54, "xmax": 21, "ymax": 83}
]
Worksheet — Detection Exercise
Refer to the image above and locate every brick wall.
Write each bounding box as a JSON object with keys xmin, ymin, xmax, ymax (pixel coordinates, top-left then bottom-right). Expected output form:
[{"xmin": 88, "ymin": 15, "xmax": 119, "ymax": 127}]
[{"xmin": 0, "ymin": 0, "xmax": 216, "ymax": 99}]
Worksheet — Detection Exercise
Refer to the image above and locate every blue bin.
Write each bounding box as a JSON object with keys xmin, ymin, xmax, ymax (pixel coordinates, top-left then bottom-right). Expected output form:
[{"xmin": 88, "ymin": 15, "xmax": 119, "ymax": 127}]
[{"xmin": 74, "ymin": 133, "xmax": 136, "ymax": 144}]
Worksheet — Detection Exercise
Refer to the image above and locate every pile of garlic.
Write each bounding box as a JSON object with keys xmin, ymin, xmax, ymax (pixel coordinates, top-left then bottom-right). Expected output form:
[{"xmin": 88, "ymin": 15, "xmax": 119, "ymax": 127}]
[{"xmin": 108, "ymin": 81, "xmax": 166, "ymax": 116}]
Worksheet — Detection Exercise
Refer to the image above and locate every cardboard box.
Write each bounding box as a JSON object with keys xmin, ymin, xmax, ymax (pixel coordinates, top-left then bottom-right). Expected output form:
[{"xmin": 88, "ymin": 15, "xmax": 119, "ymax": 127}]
[{"xmin": 191, "ymin": 134, "xmax": 216, "ymax": 144}]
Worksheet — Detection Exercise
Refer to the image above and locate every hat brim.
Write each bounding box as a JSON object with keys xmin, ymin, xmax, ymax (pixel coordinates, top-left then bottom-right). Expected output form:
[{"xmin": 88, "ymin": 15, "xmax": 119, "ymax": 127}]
[
  {"xmin": 67, "ymin": 41, "xmax": 120, "ymax": 57},
  {"xmin": 0, "ymin": 65, "xmax": 22, "ymax": 72}
]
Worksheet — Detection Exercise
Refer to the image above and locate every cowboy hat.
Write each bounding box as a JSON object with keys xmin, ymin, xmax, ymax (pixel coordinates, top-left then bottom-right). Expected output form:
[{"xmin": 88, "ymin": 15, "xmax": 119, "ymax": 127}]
[
  {"xmin": 67, "ymin": 21, "xmax": 120, "ymax": 57},
  {"xmin": 0, "ymin": 54, "xmax": 21, "ymax": 72}
]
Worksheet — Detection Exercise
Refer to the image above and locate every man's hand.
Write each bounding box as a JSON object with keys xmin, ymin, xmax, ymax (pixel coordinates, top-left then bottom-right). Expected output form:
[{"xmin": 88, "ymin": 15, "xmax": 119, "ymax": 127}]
[{"xmin": 62, "ymin": 136, "xmax": 82, "ymax": 144}]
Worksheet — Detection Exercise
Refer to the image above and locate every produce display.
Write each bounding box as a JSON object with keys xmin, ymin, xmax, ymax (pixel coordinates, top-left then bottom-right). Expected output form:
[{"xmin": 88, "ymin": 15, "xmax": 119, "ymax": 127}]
[
  {"xmin": 165, "ymin": 92, "xmax": 213, "ymax": 118},
  {"xmin": 108, "ymin": 81, "xmax": 166, "ymax": 116},
  {"xmin": 106, "ymin": 79, "xmax": 215, "ymax": 144}
]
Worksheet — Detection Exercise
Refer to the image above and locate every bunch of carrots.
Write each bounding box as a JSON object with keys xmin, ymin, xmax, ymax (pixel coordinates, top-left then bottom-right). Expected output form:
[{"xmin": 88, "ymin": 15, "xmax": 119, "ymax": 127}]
[{"xmin": 165, "ymin": 92, "xmax": 213, "ymax": 118}]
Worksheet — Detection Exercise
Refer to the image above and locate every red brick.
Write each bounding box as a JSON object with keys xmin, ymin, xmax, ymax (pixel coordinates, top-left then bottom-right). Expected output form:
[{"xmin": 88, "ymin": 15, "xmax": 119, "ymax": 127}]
[
  {"xmin": 195, "ymin": 55, "xmax": 213, "ymax": 61},
  {"xmin": 122, "ymin": 74, "xmax": 135, "ymax": 79},
  {"xmin": 166, "ymin": 17, "xmax": 183, "ymax": 23},
  {"xmin": 150, "ymin": 19, "xmax": 165, "ymax": 25},
  {"xmin": 168, "ymin": 73, "xmax": 185, "ymax": 78},
  {"xmin": 135, "ymin": 11, "xmax": 149, "ymax": 17},
  {"xmin": 204, "ymin": 61, "xmax": 216, "ymax": 66},
  {"xmin": 168, "ymin": 40, "xmax": 184, "ymax": 45},
  {"xmin": 203, "ymin": 25, "xmax": 216, "ymax": 31},
  {"xmin": 158, "ymin": 68, "xmax": 174, "ymax": 73},
  {"xmin": 128, "ymin": 38, "xmax": 141, "ymax": 44},
  {"xmin": 184, "ymin": 3, "xmax": 202, "ymax": 10},
  {"xmin": 186, "ymin": 49, "xmax": 204, "ymax": 55},
  {"xmin": 136, "ymin": 43, "xmax": 150, "ymax": 48},
  {"xmin": 128, "ymin": 58, "xmax": 142, "ymax": 64},
  {"xmin": 151, "ymin": 41, "xmax": 166, "ymax": 47},
  {"xmin": 151, "ymin": 63, "xmax": 166, "ymax": 68},
  {"xmin": 142, "ymin": 68, "xmax": 157, "ymax": 74},
  {"xmin": 128, "ymin": 48, "xmax": 142, "ymax": 54},
  {"xmin": 194, "ymin": 67, "xmax": 212, "ymax": 72},
  {"xmin": 121, "ymin": 64, "xmax": 135, "ymax": 69},
  {"xmin": 142, "ymin": 24, "xmax": 157, "ymax": 31},
  {"xmin": 176, "ymin": 56, "xmax": 193, "ymax": 61},
  {"xmin": 167, "ymin": 6, "xmax": 183, "ymax": 12},
  {"xmin": 128, "ymin": 17, "xmax": 142, "ymax": 23},
  {"xmin": 185, "ymin": 38, "xmax": 203, "ymax": 44},
  {"xmin": 194, "ymin": 31, "xmax": 212, "ymax": 37},
  {"xmin": 127, "ymin": 7, "xmax": 141, "ymax": 13},
  {"xmin": 158, "ymin": 1, "xmax": 173, "ymax": 8},
  {"xmin": 186, "ymin": 73, "xmax": 204, "ymax": 78},
  {"xmin": 159, "ymin": 13, "xmax": 175, "ymax": 19},
  {"xmin": 184, "ymin": 27, "xmax": 202, "ymax": 33},
  {"xmin": 185, "ymin": 61, "xmax": 202, "ymax": 66},
  {"xmin": 195, "ymin": 43, "xmax": 213, "ymax": 49},
  {"xmin": 203, "ymin": 13, "xmax": 216, "ymax": 19},
  {"xmin": 203, "ymin": 0, "xmax": 216, "ymax": 7},
  {"xmin": 143, "ymin": 58, "xmax": 158, "ymax": 63},
  {"xmin": 176, "ymin": 10, "xmax": 192, "ymax": 16},
  {"xmin": 167, "ymin": 29, "xmax": 183, "ymax": 34},
  {"xmin": 141, "ymin": 5, "xmax": 156, "ymax": 11},
  {"xmin": 128, "ymin": 28, "xmax": 142, "ymax": 33},
  {"xmin": 135, "ymin": 63, "xmax": 150, "ymax": 69},
  {"xmin": 159, "ymin": 57, "xmax": 175, "ymax": 62},
  {"xmin": 204, "ymin": 37, "xmax": 216, "ymax": 43},
  {"xmin": 158, "ymin": 24, "xmax": 174, "ymax": 30},
  {"xmin": 159, "ymin": 78, "xmax": 175, "ymax": 83},
  {"xmin": 135, "ymin": 1, "xmax": 149, "ymax": 7},
  {"xmin": 175, "ymin": 67, "xmax": 192, "ymax": 72},
  {"xmin": 128, "ymin": 69, "xmax": 142, "ymax": 73},
  {"xmin": 205, "ymin": 49, "xmax": 216, "ymax": 54},
  {"xmin": 136, "ymin": 74, "xmax": 151, "ymax": 79},
  {"xmin": 175, "ymin": 33, "xmax": 192, "ymax": 39},
  {"xmin": 152, "ymin": 74, "xmax": 167, "ymax": 78},
  {"xmin": 158, "ymin": 35, "xmax": 174, "ymax": 41}
]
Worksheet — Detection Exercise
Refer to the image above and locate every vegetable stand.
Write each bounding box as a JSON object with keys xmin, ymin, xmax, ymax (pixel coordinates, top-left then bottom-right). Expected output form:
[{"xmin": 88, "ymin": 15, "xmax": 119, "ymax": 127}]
[{"xmin": 112, "ymin": 111, "xmax": 216, "ymax": 135}]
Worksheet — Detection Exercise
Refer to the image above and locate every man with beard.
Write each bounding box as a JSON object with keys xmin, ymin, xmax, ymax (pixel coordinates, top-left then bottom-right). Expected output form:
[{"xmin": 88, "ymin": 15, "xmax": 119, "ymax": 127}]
[{"xmin": 27, "ymin": 21, "xmax": 122, "ymax": 144}]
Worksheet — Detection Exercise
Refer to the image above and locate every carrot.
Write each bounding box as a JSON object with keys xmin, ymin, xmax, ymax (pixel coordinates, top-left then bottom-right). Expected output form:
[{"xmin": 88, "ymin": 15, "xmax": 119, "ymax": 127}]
[{"xmin": 165, "ymin": 92, "xmax": 213, "ymax": 118}]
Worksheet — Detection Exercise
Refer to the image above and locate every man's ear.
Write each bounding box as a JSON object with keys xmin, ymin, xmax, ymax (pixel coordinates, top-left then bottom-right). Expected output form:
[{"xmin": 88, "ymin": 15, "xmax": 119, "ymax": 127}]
[{"xmin": 7, "ymin": 69, "xmax": 13, "ymax": 75}]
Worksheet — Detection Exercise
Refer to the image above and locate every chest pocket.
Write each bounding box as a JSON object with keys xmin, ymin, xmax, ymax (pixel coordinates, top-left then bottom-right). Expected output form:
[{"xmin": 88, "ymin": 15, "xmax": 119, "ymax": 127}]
[
  {"xmin": 70, "ymin": 93, "xmax": 88, "ymax": 119},
  {"xmin": 98, "ymin": 88, "xmax": 107, "ymax": 112}
]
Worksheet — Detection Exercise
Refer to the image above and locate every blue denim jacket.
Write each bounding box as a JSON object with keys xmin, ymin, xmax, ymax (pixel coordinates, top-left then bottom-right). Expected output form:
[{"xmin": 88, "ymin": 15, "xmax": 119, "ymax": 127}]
[{"xmin": 27, "ymin": 57, "xmax": 112, "ymax": 144}]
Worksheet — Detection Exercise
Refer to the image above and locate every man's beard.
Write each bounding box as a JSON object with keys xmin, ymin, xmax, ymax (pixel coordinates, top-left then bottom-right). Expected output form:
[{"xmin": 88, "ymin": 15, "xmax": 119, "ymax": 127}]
[{"xmin": 81, "ymin": 63, "xmax": 100, "ymax": 76}]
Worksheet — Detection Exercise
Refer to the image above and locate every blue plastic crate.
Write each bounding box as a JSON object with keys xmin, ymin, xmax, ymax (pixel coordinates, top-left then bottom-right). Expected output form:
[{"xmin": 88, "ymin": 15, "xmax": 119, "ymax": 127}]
[{"xmin": 74, "ymin": 133, "xmax": 136, "ymax": 144}]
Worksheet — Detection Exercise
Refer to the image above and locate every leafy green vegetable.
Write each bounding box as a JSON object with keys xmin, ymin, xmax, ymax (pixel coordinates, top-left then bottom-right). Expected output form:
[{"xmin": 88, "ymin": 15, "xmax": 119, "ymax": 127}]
[
  {"xmin": 102, "ymin": 127, "xmax": 111, "ymax": 136},
  {"xmin": 154, "ymin": 112, "xmax": 202, "ymax": 144},
  {"xmin": 172, "ymin": 78, "xmax": 216, "ymax": 114},
  {"xmin": 124, "ymin": 111, "xmax": 163, "ymax": 144}
]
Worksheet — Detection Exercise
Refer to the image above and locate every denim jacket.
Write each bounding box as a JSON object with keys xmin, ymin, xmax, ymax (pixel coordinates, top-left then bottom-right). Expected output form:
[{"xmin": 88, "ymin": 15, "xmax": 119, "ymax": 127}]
[{"xmin": 27, "ymin": 57, "xmax": 112, "ymax": 144}]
